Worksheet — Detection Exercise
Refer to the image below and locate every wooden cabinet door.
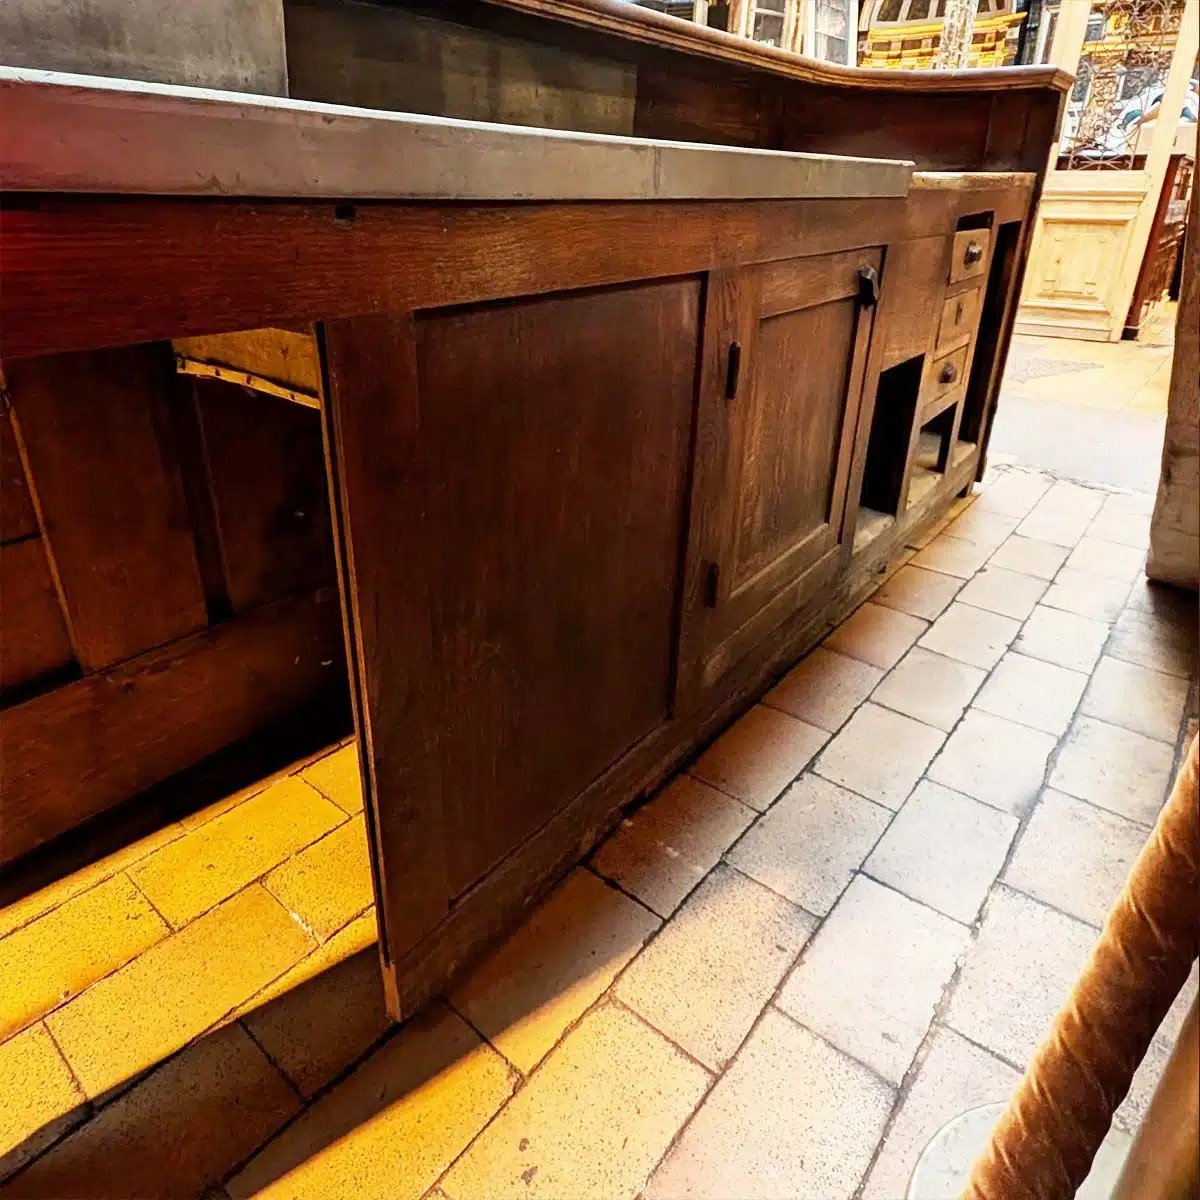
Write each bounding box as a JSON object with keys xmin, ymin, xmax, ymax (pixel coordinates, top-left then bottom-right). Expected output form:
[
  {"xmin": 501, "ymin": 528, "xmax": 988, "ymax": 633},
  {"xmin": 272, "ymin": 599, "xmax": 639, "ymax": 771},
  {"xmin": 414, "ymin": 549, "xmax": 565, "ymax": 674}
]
[
  {"xmin": 321, "ymin": 279, "xmax": 701, "ymax": 968},
  {"xmin": 680, "ymin": 248, "xmax": 881, "ymax": 696}
]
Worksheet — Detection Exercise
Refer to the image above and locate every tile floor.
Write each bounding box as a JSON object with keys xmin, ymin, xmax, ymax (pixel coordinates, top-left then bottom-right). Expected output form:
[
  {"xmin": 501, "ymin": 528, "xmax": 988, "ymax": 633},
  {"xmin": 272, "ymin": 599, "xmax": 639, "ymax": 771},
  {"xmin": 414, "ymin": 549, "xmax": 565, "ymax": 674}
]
[{"xmin": 1, "ymin": 462, "xmax": 1197, "ymax": 1200}]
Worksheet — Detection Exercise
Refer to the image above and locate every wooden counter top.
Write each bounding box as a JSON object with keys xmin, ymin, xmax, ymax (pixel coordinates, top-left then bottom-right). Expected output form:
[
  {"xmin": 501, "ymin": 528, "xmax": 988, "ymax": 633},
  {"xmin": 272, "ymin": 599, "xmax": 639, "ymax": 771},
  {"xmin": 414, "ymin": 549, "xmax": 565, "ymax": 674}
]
[{"xmin": 0, "ymin": 68, "xmax": 912, "ymax": 201}]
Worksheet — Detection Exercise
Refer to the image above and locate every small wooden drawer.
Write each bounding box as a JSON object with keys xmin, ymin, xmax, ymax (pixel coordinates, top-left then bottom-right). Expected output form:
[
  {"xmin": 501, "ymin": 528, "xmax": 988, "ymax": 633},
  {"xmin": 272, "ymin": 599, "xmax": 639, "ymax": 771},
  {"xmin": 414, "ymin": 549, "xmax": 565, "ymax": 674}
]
[
  {"xmin": 948, "ymin": 229, "xmax": 991, "ymax": 284},
  {"xmin": 936, "ymin": 286, "xmax": 982, "ymax": 351},
  {"xmin": 924, "ymin": 345, "xmax": 969, "ymax": 414}
]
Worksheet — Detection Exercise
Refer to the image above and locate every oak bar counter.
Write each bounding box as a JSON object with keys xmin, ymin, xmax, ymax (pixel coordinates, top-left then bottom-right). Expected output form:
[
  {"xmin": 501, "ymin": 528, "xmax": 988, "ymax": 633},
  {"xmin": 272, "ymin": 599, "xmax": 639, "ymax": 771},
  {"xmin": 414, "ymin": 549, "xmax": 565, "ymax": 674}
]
[{"xmin": 0, "ymin": 1, "xmax": 1069, "ymax": 1016}]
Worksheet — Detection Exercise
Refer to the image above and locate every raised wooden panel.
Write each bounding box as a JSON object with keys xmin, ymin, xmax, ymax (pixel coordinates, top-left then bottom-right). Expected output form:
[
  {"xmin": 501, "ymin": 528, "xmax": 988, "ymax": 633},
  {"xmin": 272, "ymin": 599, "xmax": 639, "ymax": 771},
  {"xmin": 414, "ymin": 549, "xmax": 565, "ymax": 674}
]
[
  {"xmin": 195, "ymin": 379, "xmax": 335, "ymax": 611},
  {"xmin": 689, "ymin": 249, "xmax": 879, "ymax": 688},
  {"xmin": 879, "ymin": 236, "xmax": 948, "ymax": 369},
  {"xmin": 937, "ymin": 285, "xmax": 982, "ymax": 352},
  {"xmin": 0, "ymin": 536, "xmax": 73, "ymax": 695},
  {"xmin": 0, "ymin": 410, "xmax": 38, "ymax": 545},
  {"xmin": 0, "ymin": 586, "xmax": 345, "ymax": 866},
  {"xmin": 322, "ymin": 278, "xmax": 700, "ymax": 947},
  {"xmin": 6, "ymin": 346, "xmax": 208, "ymax": 670}
]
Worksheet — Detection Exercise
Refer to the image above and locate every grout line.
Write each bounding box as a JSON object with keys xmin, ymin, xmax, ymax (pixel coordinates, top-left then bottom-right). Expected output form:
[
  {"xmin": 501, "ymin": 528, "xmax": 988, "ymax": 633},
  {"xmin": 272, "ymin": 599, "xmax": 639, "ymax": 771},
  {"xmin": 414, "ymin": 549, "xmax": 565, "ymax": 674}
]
[{"xmin": 236, "ymin": 1016, "xmax": 305, "ymax": 1103}]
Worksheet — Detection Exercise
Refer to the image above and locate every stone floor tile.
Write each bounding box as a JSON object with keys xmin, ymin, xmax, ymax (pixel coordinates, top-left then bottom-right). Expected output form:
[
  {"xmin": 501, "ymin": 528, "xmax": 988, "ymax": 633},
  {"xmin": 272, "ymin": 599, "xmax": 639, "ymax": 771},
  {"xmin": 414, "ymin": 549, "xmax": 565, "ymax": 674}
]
[
  {"xmin": 46, "ymin": 886, "xmax": 314, "ymax": 1100},
  {"xmin": 1014, "ymin": 605, "xmax": 1109, "ymax": 674},
  {"xmin": 0, "ymin": 874, "xmax": 169, "ymax": 1040},
  {"xmin": 987, "ymin": 534, "xmax": 1070, "ymax": 581},
  {"xmin": 615, "ymin": 864, "xmax": 815, "ymax": 1070},
  {"xmin": 231, "ymin": 1003, "xmax": 515, "ymax": 1200},
  {"xmin": 242, "ymin": 946, "xmax": 390, "ymax": 1099},
  {"xmin": 871, "ymin": 563, "xmax": 964, "ymax": 621},
  {"xmin": 264, "ymin": 816, "xmax": 373, "ymax": 942},
  {"xmin": 725, "ymin": 774, "xmax": 890, "ymax": 916},
  {"xmin": 872, "ymin": 645, "xmax": 986, "ymax": 732},
  {"xmin": 815, "ymin": 702, "xmax": 945, "ymax": 810},
  {"xmin": 905, "ymin": 514, "xmax": 951, "ymax": 550},
  {"xmin": 928, "ymin": 710, "xmax": 1056, "ymax": 817},
  {"xmin": 1004, "ymin": 790, "xmax": 1147, "ymax": 928},
  {"xmin": 777, "ymin": 877, "xmax": 967, "ymax": 1084},
  {"xmin": 973, "ymin": 469, "xmax": 1052, "ymax": 518},
  {"xmin": 131, "ymin": 779, "xmax": 346, "ymax": 928},
  {"xmin": 299, "ymin": 743, "xmax": 364, "ymax": 814},
  {"xmin": 1107, "ymin": 602, "xmax": 1198, "ymax": 680},
  {"xmin": 1101, "ymin": 489, "xmax": 1155, "ymax": 516},
  {"xmin": 236, "ymin": 910, "xmax": 376, "ymax": 1017},
  {"xmin": 864, "ymin": 781, "xmax": 1017, "ymax": 924},
  {"xmin": 944, "ymin": 505, "xmax": 1021, "ymax": 552},
  {"xmin": 823, "ymin": 601, "xmax": 928, "ymax": 670},
  {"xmin": 16, "ymin": 1023, "xmax": 299, "ymax": 1200},
  {"xmin": 973, "ymin": 652, "xmax": 1088, "ymax": 737},
  {"xmin": 690, "ymin": 705, "xmax": 829, "ymax": 811},
  {"xmin": 1016, "ymin": 482, "xmax": 1104, "ymax": 547},
  {"xmin": 0, "ymin": 821, "xmax": 184, "ymax": 943},
  {"xmin": 911, "ymin": 534, "xmax": 995, "ymax": 579},
  {"xmin": 444, "ymin": 1003, "xmax": 707, "ymax": 1200},
  {"xmin": 591, "ymin": 776, "xmax": 754, "ymax": 918},
  {"xmin": 1049, "ymin": 716, "xmax": 1175, "ymax": 826},
  {"xmin": 861, "ymin": 1026, "xmax": 1020, "ymax": 1200},
  {"xmin": 763, "ymin": 647, "xmax": 883, "ymax": 734},
  {"xmin": 1086, "ymin": 506, "xmax": 1151, "ymax": 549},
  {"xmin": 0, "ymin": 1023, "xmax": 86, "ymax": 1181},
  {"xmin": 918, "ymin": 602, "xmax": 1021, "ymax": 671},
  {"xmin": 1081, "ymin": 655, "xmax": 1190, "ymax": 743},
  {"xmin": 945, "ymin": 886, "xmax": 1097, "ymax": 1068},
  {"xmin": 956, "ymin": 566, "xmax": 1048, "ymax": 621},
  {"xmin": 449, "ymin": 868, "xmax": 659, "ymax": 1074},
  {"xmin": 645, "ymin": 1008, "xmax": 892, "ymax": 1200},
  {"xmin": 1064, "ymin": 536, "xmax": 1146, "ymax": 583},
  {"xmin": 1041, "ymin": 567, "xmax": 1131, "ymax": 624}
]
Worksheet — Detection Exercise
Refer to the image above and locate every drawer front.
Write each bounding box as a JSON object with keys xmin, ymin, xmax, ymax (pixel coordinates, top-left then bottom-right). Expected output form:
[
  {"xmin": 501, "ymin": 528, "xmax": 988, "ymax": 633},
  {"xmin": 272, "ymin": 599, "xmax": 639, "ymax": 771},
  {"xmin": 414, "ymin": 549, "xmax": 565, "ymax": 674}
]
[
  {"xmin": 936, "ymin": 285, "xmax": 982, "ymax": 352},
  {"xmin": 927, "ymin": 344, "xmax": 969, "ymax": 406},
  {"xmin": 948, "ymin": 229, "xmax": 991, "ymax": 284}
]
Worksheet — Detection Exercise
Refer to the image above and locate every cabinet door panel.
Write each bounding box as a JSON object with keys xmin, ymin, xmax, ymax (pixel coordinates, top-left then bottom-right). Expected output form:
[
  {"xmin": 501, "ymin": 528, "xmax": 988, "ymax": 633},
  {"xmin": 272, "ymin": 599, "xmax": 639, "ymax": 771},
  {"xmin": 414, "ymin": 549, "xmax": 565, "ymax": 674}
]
[
  {"xmin": 682, "ymin": 249, "xmax": 879, "ymax": 695},
  {"xmin": 323, "ymin": 278, "xmax": 700, "ymax": 956}
]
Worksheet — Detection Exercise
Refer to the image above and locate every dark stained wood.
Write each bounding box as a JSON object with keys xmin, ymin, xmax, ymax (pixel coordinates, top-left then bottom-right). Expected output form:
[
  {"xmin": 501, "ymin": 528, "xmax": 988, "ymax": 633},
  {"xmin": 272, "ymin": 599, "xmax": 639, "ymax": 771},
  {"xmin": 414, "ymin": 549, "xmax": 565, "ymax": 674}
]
[
  {"xmin": 6, "ymin": 346, "xmax": 208, "ymax": 670},
  {"xmin": 0, "ymin": 585, "xmax": 345, "ymax": 866},
  {"xmin": 322, "ymin": 279, "xmax": 700, "ymax": 960},
  {"xmin": 194, "ymin": 378, "xmax": 335, "ymax": 611},
  {"xmin": 633, "ymin": 63, "xmax": 771, "ymax": 147},
  {"xmin": 0, "ymin": 410, "xmax": 38, "ymax": 545},
  {"xmin": 1, "ymin": 195, "xmax": 922, "ymax": 360},
  {"xmin": 0, "ymin": 536, "xmax": 73, "ymax": 696},
  {"xmin": 682, "ymin": 249, "xmax": 878, "ymax": 693}
]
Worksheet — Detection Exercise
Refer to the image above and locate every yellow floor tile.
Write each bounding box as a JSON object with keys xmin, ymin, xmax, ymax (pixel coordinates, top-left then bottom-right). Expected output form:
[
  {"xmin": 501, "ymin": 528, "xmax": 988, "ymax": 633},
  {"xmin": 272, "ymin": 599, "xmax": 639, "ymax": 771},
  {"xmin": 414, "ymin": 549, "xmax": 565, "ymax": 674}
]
[
  {"xmin": 238, "ymin": 910, "xmax": 377, "ymax": 1015},
  {"xmin": 299, "ymin": 744, "xmax": 363, "ymax": 814},
  {"xmin": 0, "ymin": 874, "xmax": 169, "ymax": 1040},
  {"xmin": 226, "ymin": 1003, "xmax": 514, "ymax": 1200},
  {"xmin": 131, "ymin": 778, "xmax": 346, "ymax": 928},
  {"xmin": 12, "ymin": 1022, "xmax": 299, "ymax": 1199},
  {"xmin": 449, "ymin": 868, "xmax": 660, "ymax": 1074},
  {"xmin": 0, "ymin": 822, "xmax": 184, "ymax": 942},
  {"xmin": 0, "ymin": 1023, "xmax": 85, "ymax": 1181},
  {"xmin": 242, "ymin": 945, "xmax": 391, "ymax": 1098},
  {"xmin": 442, "ymin": 1003, "xmax": 710, "ymax": 1200},
  {"xmin": 264, "ymin": 816, "xmax": 373, "ymax": 942},
  {"xmin": 46, "ymin": 885, "xmax": 313, "ymax": 1099}
]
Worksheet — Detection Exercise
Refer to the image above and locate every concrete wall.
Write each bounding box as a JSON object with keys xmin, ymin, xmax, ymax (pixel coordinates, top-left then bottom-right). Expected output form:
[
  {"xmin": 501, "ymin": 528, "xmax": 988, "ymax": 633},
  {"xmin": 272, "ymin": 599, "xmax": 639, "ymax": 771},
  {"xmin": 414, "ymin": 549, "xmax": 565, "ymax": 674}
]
[{"xmin": 0, "ymin": 0, "xmax": 288, "ymax": 94}]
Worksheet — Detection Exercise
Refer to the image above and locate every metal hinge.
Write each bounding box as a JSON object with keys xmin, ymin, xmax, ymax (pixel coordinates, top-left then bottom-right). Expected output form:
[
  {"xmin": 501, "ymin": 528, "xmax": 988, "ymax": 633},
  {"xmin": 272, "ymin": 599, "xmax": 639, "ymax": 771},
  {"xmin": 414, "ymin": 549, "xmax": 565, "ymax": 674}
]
[
  {"xmin": 702, "ymin": 561, "xmax": 720, "ymax": 608},
  {"xmin": 724, "ymin": 342, "xmax": 742, "ymax": 400}
]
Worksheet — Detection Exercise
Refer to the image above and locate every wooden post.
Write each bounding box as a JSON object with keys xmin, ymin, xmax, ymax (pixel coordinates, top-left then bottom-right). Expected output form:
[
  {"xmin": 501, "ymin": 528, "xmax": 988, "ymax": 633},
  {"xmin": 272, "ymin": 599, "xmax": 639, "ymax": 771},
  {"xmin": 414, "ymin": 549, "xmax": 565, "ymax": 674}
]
[{"xmin": 1147, "ymin": 161, "xmax": 1199, "ymax": 589}]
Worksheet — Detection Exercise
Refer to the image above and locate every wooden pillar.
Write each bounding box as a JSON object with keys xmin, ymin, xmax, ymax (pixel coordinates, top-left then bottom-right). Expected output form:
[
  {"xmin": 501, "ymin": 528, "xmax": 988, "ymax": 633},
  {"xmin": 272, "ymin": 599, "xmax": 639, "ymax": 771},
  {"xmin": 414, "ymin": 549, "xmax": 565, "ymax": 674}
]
[{"xmin": 1147, "ymin": 164, "xmax": 1199, "ymax": 589}]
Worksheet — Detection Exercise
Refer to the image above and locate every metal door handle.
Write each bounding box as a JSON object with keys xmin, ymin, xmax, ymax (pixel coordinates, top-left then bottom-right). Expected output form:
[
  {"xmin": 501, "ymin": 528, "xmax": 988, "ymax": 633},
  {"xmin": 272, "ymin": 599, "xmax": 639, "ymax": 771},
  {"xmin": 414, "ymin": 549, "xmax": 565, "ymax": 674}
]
[
  {"xmin": 939, "ymin": 361, "xmax": 958, "ymax": 385},
  {"xmin": 964, "ymin": 241, "xmax": 984, "ymax": 266}
]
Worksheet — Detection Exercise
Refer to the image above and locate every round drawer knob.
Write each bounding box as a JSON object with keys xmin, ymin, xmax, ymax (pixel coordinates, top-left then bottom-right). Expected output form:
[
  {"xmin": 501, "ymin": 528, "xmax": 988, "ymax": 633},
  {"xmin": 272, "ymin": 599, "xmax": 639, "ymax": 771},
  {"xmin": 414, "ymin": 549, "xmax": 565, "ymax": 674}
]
[
  {"xmin": 939, "ymin": 361, "xmax": 958, "ymax": 385},
  {"xmin": 964, "ymin": 241, "xmax": 984, "ymax": 266}
]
